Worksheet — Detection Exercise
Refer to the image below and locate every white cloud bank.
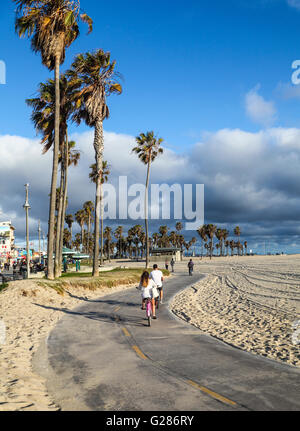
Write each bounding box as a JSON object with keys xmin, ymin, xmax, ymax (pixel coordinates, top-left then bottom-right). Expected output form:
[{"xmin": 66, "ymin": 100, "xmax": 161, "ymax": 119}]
[
  {"xmin": 245, "ymin": 85, "xmax": 277, "ymax": 127},
  {"xmin": 1, "ymin": 127, "xmax": 300, "ymax": 244}
]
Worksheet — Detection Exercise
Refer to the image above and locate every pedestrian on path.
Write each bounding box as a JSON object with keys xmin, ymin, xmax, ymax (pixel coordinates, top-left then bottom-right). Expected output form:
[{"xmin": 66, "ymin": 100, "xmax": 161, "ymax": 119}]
[
  {"xmin": 170, "ymin": 258, "xmax": 175, "ymax": 272},
  {"xmin": 188, "ymin": 259, "xmax": 194, "ymax": 276}
]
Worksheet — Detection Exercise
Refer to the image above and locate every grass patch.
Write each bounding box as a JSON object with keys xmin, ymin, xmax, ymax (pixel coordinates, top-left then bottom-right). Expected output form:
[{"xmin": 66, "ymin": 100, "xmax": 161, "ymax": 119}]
[
  {"xmin": 0, "ymin": 282, "xmax": 8, "ymax": 293},
  {"xmin": 37, "ymin": 267, "xmax": 170, "ymax": 292}
]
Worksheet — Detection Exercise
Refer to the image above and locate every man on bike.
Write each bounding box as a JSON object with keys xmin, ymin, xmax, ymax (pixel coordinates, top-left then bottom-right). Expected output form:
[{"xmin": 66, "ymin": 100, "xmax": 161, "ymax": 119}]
[{"xmin": 150, "ymin": 264, "xmax": 164, "ymax": 304}]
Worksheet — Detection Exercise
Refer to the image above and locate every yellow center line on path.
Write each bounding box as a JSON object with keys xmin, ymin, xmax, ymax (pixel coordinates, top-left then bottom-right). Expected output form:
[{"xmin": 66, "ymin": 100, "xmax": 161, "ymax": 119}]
[
  {"xmin": 132, "ymin": 345, "xmax": 148, "ymax": 360},
  {"xmin": 122, "ymin": 327, "xmax": 131, "ymax": 337},
  {"xmin": 187, "ymin": 380, "xmax": 237, "ymax": 407}
]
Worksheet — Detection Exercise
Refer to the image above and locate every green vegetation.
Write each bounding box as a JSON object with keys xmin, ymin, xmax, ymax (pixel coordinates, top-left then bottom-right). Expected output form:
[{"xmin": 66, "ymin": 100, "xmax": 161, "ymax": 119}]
[
  {"xmin": 37, "ymin": 268, "xmax": 170, "ymax": 296},
  {"xmin": 0, "ymin": 283, "xmax": 8, "ymax": 293}
]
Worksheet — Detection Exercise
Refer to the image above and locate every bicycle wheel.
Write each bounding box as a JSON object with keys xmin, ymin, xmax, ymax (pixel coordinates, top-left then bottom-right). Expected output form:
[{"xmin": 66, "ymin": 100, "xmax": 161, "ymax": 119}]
[
  {"xmin": 156, "ymin": 297, "xmax": 159, "ymax": 310},
  {"xmin": 147, "ymin": 301, "xmax": 152, "ymax": 327}
]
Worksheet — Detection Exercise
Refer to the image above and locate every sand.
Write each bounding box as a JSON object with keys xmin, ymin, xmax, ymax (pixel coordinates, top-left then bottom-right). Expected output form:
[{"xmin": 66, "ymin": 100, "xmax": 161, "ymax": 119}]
[
  {"xmin": 0, "ymin": 278, "xmax": 135, "ymax": 411},
  {"xmin": 171, "ymin": 254, "xmax": 300, "ymax": 367}
]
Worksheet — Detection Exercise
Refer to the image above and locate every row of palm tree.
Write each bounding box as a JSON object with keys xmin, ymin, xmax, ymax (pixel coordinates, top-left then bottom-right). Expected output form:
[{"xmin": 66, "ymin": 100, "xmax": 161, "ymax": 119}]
[{"xmin": 197, "ymin": 224, "xmax": 247, "ymax": 259}]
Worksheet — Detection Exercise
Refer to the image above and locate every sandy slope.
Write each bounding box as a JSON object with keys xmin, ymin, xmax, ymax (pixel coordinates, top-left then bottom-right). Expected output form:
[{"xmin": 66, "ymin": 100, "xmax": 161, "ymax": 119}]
[{"xmin": 171, "ymin": 255, "xmax": 300, "ymax": 367}]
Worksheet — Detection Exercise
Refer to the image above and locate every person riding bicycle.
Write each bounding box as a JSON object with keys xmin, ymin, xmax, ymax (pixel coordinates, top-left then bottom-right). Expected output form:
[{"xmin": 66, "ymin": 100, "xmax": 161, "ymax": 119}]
[
  {"xmin": 150, "ymin": 264, "xmax": 164, "ymax": 304},
  {"xmin": 138, "ymin": 271, "xmax": 159, "ymax": 319}
]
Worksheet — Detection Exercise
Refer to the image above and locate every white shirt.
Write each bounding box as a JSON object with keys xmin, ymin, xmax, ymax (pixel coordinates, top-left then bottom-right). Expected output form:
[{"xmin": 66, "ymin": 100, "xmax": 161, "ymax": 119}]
[
  {"xmin": 150, "ymin": 269, "xmax": 163, "ymax": 287},
  {"xmin": 139, "ymin": 279, "xmax": 158, "ymax": 299}
]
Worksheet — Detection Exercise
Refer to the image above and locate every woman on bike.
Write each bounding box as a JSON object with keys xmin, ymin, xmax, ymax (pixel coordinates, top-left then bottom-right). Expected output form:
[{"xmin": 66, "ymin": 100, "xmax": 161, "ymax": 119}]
[{"xmin": 138, "ymin": 271, "xmax": 159, "ymax": 319}]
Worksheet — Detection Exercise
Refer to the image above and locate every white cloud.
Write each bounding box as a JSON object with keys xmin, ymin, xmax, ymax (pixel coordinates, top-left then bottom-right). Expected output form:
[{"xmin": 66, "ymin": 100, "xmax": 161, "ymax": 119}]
[
  {"xmin": 245, "ymin": 85, "xmax": 277, "ymax": 127},
  {"xmin": 287, "ymin": 0, "xmax": 300, "ymax": 10}
]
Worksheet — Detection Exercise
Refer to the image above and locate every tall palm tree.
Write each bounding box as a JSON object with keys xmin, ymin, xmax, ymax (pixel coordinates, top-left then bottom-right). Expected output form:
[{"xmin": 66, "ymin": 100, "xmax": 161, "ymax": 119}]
[
  {"xmin": 83, "ymin": 201, "xmax": 94, "ymax": 257},
  {"xmin": 234, "ymin": 226, "xmax": 241, "ymax": 256},
  {"xmin": 244, "ymin": 240, "xmax": 248, "ymax": 255},
  {"xmin": 205, "ymin": 224, "xmax": 217, "ymax": 260},
  {"xmin": 132, "ymin": 131, "xmax": 164, "ymax": 268},
  {"xmin": 65, "ymin": 214, "xmax": 74, "ymax": 239},
  {"xmin": 197, "ymin": 225, "xmax": 208, "ymax": 259},
  {"xmin": 114, "ymin": 226, "xmax": 124, "ymax": 258},
  {"xmin": 215, "ymin": 228, "xmax": 224, "ymax": 257},
  {"xmin": 89, "ymin": 161, "xmax": 110, "ymax": 265},
  {"xmin": 222, "ymin": 229, "xmax": 229, "ymax": 256},
  {"xmin": 26, "ymin": 74, "xmax": 81, "ymax": 276},
  {"xmin": 15, "ymin": 0, "xmax": 92, "ymax": 279},
  {"xmin": 75, "ymin": 209, "xmax": 85, "ymax": 250},
  {"xmin": 104, "ymin": 226, "xmax": 112, "ymax": 261},
  {"xmin": 69, "ymin": 49, "xmax": 122, "ymax": 276}
]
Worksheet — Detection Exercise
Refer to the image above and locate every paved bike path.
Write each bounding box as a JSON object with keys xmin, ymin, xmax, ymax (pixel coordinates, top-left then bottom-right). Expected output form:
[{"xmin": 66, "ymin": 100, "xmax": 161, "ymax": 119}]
[{"xmin": 36, "ymin": 272, "xmax": 300, "ymax": 411}]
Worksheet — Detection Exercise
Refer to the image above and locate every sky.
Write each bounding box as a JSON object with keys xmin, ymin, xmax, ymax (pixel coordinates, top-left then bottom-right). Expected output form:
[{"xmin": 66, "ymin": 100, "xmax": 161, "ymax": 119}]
[{"xmin": 2, "ymin": 0, "xmax": 300, "ymax": 253}]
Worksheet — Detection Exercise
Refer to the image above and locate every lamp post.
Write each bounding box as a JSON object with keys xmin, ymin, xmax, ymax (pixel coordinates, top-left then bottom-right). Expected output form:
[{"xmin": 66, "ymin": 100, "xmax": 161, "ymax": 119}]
[
  {"xmin": 38, "ymin": 220, "xmax": 41, "ymax": 264},
  {"xmin": 23, "ymin": 184, "xmax": 31, "ymax": 279}
]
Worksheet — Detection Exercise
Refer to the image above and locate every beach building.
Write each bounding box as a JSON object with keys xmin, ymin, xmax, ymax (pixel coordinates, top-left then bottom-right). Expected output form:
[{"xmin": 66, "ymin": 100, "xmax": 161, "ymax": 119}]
[
  {"xmin": 0, "ymin": 221, "xmax": 16, "ymax": 262},
  {"xmin": 150, "ymin": 247, "xmax": 181, "ymax": 262}
]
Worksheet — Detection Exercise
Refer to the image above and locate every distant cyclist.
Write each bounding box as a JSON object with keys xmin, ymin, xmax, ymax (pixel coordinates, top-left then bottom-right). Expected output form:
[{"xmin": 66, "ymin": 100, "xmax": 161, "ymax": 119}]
[
  {"xmin": 138, "ymin": 271, "xmax": 159, "ymax": 319},
  {"xmin": 150, "ymin": 264, "xmax": 164, "ymax": 304}
]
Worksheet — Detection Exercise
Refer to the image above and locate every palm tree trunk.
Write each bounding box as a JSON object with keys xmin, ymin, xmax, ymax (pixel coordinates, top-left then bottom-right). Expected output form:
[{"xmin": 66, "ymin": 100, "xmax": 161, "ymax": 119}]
[
  {"xmin": 54, "ymin": 166, "xmax": 64, "ymax": 278},
  {"xmin": 58, "ymin": 134, "xmax": 69, "ymax": 276},
  {"xmin": 145, "ymin": 160, "xmax": 151, "ymax": 268},
  {"xmin": 100, "ymin": 181, "xmax": 104, "ymax": 265},
  {"xmin": 47, "ymin": 56, "xmax": 60, "ymax": 280},
  {"xmin": 92, "ymin": 119, "xmax": 104, "ymax": 277}
]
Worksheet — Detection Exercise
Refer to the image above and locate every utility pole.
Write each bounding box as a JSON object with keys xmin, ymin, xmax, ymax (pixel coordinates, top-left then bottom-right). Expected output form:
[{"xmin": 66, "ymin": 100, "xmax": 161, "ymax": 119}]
[
  {"xmin": 38, "ymin": 220, "xmax": 41, "ymax": 264},
  {"xmin": 23, "ymin": 184, "xmax": 31, "ymax": 279}
]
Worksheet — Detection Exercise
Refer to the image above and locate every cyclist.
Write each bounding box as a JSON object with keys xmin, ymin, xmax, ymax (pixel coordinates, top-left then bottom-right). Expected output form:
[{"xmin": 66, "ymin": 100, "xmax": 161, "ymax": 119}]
[
  {"xmin": 150, "ymin": 264, "xmax": 164, "ymax": 304},
  {"xmin": 138, "ymin": 271, "xmax": 159, "ymax": 319}
]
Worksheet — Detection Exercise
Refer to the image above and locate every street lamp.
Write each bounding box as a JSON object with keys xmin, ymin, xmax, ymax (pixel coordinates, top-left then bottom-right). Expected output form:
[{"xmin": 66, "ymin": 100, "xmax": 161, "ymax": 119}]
[
  {"xmin": 38, "ymin": 220, "xmax": 41, "ymax": 264},
  {"xmin": 23, "ymin": 184, "xmax": 31, "ymax": 279}
]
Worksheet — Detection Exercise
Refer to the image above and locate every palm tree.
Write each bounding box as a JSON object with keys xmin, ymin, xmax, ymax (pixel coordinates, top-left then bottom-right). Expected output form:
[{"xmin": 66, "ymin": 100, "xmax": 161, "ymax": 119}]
[
  {"xmin": 152, "ymin": 232, "xmax": 159, "ymax": 249},
  {"xmin": 230, "ymin": 240, "xmax": 235, "ymax": 256},
  {"xmin": 132, "ymin": 131, "xmax": 164, "ymax": 268},
  {"xmin": 75, "ymin": 209, "xmax": 85, "ymax": 250},
  {"xmin": 222, "ymin": 229, "xmax": 229, "ymax": 256},
  {"xmin": 15, "ymin": 0, "xmax": 92, "ymax": 279},
  {"xmin": 83, "ymin": 201, "xmax": 94, "ymax": 257},
  {"xmin": 65, "ymin": 214, "xmax": 74, "ymax": 239},
  {"xmin": 26, "ymin": 75, "xmax": 81, "ymax": 277},
  {"xmin": 69, "ymin": 49, "xmax": 122, "ymax": 276},
  {"xmin": 89, "ymin": 161, "xmax": 110, "ymax": 265},
  {"xmin": 197, "ymin": 225, "xmax": 208, "ymax": 259},
  {"xmin": 244, "ymin": 240, "xmax": 248, "ymax": 255},
  {"xmin": 114, "ymin": 226, "xmax": 123, "ymax": 258},
  {"xmin": 225, "ymin": 240, "xmax": 230, "ymax": 256},
  {"xmin": 215, "ymin": 228, "xmax": 224, "ymax": 256},
  {"xmin": 104, "ymin": 226, "xmax": 112, "ymax": 261},
  {"xmin": 205, "ymin": 224, "xmax": 217, "ymax": 260},
  {"xmin": 234, "ymin": 226, "xmax": 241, "ymax": 256}
]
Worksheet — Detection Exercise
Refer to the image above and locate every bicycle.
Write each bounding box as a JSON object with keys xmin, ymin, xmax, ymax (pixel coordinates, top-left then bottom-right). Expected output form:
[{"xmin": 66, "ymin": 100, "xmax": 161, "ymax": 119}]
[{"xmin": 145, "ymin": 298, "xmax": 153, "ymax": 327}]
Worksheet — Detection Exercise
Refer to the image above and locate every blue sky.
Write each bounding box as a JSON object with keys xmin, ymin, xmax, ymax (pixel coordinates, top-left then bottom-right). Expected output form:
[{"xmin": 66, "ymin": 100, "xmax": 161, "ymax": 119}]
[
  {"xmin": 1, "ymin": 0, "xmax": 300, "ymax": 148},
  {"xmin": 2, "ymin": 0, "xmax": 300, "ymax": 254}
]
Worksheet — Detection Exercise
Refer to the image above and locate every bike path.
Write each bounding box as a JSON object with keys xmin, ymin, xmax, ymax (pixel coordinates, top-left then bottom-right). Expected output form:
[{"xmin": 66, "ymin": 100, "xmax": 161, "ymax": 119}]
[{"xmin": 36, "ymin": 272, "xmax": 300, "ymax": 411}]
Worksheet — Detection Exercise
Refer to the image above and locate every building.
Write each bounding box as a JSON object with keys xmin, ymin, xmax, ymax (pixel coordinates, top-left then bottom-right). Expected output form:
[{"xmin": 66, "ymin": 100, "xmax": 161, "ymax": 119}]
[
  {"xmin": 0, "ymin": 221, "xmax": 15, "ymax": 262},
  {"xmin": 150, "ymin": 247, "xmax": 181, "ymax": 262}
]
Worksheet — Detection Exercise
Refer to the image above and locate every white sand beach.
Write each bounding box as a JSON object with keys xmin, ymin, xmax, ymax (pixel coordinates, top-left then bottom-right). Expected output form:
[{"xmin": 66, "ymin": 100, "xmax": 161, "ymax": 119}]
[{"xmin": 171, "ymin": 255, "xmax": 300, "ymax": 367}]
